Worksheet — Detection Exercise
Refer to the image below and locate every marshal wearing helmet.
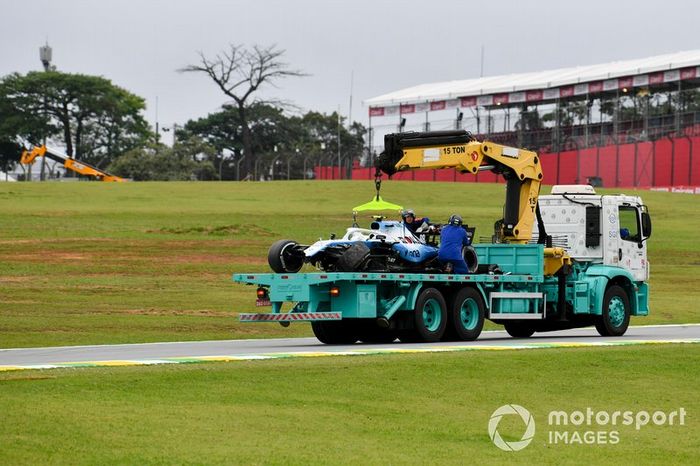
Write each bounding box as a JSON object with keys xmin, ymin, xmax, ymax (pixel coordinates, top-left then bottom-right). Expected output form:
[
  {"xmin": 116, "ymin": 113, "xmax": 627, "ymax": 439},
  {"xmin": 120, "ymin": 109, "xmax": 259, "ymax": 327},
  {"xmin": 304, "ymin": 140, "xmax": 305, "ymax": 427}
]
[{"xmin": 438, "ymin": 214, "xmax": 472, "ymax": 274}]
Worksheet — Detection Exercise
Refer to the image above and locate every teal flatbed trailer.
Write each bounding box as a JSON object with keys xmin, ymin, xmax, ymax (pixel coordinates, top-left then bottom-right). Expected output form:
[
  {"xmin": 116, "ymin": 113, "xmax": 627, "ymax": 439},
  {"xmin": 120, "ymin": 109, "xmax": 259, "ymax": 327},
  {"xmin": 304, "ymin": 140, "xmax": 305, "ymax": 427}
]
[{"xmin": 233, "ymin": 243, "xmax": 649, "ymax": 344}]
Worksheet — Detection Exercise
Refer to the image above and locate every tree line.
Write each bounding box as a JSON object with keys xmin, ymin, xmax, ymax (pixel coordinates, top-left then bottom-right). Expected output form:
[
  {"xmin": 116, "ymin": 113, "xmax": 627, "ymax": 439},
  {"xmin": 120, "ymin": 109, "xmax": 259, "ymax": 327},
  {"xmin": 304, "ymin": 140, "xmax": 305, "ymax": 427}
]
[{"xmin": 0, "ymin": 44, "xmax": 366, "ymax": 181}]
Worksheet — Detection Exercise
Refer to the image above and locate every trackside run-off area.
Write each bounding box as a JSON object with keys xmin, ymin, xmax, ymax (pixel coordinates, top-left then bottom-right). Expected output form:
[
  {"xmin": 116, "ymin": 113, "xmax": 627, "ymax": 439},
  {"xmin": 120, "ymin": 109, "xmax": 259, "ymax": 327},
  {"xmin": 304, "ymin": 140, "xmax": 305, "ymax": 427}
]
[
  {"xmin": 0, "ymin": 182, "xmax": 699, "ymax": 347},
  {"xmin": 0, "ymin": 182, "xmax": 699, "ymax": 464},
  {"xmin": 0, "ymin": 345, "xmax": 698, "ymax": 464}
]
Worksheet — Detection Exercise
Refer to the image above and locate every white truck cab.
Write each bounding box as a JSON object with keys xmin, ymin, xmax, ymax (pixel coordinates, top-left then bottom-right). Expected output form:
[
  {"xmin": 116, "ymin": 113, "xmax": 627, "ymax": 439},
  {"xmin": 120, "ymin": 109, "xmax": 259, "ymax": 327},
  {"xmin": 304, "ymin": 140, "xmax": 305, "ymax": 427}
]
[{"xmin": 537, "ymin": 185, "xmax": 652, "ymax": 282}]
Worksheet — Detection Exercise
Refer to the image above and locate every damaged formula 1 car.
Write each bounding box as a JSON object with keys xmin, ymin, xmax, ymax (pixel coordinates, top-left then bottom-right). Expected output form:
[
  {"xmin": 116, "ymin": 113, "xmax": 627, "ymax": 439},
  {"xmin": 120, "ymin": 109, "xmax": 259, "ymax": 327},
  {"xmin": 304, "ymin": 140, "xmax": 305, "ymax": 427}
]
[{"xmin": 267, "ymin": 219, "xmax": 478, "ymax": 274}]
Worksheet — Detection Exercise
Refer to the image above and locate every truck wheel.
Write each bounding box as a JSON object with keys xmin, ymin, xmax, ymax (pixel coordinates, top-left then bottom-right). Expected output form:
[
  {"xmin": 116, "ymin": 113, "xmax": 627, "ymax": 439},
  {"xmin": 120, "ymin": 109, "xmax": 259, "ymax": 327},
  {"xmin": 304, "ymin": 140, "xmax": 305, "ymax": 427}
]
[
  {"xmin": 357, "ymin": 322, "xmax": 396, "ymax": 344},
  {"xmin": 446, "ymin": 287, "xmax": 484, "ymax": 341},
  {"xmin": 411, "ymin": 288, "xmax": 447, "ymax": 342},
  {"xmin": 268, "ymin": 239, "xmax": 304, "ymax": 273},
  {"xmin": 504, "ymin": 322, "xmax": 535, "ymax": 338},
  {"xmin": 311, "ymin": 321, "xmax": 359, "ymax": 345},
  {"xmin": 595, "ymin": 285, "xmax": 631, "ymax": 337}
]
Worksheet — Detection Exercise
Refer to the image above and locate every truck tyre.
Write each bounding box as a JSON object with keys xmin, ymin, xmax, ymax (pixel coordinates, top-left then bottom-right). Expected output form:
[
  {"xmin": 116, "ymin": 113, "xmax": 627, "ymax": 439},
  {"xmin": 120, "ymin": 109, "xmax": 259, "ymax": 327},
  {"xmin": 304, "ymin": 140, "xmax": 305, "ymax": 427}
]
[
  {"xmin": 595, "ymin": 285, "xmax": 631, "ymax": 337},
  {"xmin": 504, "ymin": 322, "xmax": 535, "ymax": 338},
  {"xmin": 336, "ymin": 243, "xmax": 370, "ymax": 272},
  {"xmin": 311, "ymin": 321, "xmax": 359, "ymax": 345},
  {"xmin": 268, "ymin": 239, "xmax": 304, "ymax": 273},
  {"xmin": 357, "ymin": 321, "xmax": 397, "ymax": 344},
  {"xmin": 411, "ymin": 288, "xmax": 447, "ymax": 342},
  {"xmin": 445, "ymin": 287, "xmax": 484, "ymax": 341}
]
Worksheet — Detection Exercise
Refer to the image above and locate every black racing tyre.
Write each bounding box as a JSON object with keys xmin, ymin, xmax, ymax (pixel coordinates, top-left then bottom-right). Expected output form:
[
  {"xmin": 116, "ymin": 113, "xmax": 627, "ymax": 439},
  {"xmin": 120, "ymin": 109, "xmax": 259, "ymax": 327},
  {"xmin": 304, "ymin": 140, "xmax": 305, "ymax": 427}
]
[
  {"xmin": 311, "ymin": 321, "xmax": 359, "ymax": 345},
  {"xmin": 595, "ymin": 285, "xmax": 631, "ymax": 337},
  {"xmin": 336, "ymin": 242, "xmax": 371, "ymax": 272},
  {"xmin": 445, "ymin": 287, "xmax": 485, "ymax": 341},
  {"xmin": 462, "ymin": 246, "xmax": 479, "ymax": 274},
  {"xmin": 268, "ymin": 239, "xmax": 304, "ymax": 273},
  {"xmin": 504, "ymin": 322, "xmax": 535, "ymax": 338},
  {"xmin": 411, "ymin": 287, "xmax": 447, "ymax": 342}
]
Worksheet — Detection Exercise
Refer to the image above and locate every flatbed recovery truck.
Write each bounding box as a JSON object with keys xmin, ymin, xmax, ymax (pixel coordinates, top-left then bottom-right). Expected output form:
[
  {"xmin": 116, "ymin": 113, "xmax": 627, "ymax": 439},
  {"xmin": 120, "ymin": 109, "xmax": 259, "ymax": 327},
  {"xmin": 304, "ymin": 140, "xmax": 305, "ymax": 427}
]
[{"xmin": 233, "ymin": 130, "xmax": 652, "ymax": 344}]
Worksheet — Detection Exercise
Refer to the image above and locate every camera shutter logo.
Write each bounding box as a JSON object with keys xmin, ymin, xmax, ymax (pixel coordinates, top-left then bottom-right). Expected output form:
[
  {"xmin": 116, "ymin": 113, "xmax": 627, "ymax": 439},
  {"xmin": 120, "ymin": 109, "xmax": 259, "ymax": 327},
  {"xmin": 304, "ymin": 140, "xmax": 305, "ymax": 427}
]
[{"xmin": 488, "ymin": 404, "xmax": 536, "ymax": 451}]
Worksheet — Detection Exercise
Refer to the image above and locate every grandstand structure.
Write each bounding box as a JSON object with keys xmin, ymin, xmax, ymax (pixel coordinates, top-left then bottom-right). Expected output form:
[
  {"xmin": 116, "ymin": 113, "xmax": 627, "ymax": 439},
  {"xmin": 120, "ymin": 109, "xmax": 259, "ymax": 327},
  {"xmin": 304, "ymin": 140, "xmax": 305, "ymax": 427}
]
[{"xmin": 346, "ymin": 50, "xmax": 700, "ymax": 188}]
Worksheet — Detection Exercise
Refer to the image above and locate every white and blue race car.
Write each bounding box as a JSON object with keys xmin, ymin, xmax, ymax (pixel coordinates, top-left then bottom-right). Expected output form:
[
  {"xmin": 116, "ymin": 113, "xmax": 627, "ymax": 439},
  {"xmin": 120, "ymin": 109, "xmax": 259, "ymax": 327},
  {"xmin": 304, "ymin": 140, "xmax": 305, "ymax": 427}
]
[{"xmin": 267, "ymin": 220, "xmax": 477, "ymax": 274}]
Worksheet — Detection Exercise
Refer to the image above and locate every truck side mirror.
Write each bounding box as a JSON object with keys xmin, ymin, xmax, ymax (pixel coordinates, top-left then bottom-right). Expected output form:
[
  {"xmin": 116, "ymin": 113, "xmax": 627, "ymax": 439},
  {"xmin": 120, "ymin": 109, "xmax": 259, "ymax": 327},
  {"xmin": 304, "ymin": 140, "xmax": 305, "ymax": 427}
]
[{"xmin": 641, "ymin": 211, "xmax": 652, "ymax": 239}]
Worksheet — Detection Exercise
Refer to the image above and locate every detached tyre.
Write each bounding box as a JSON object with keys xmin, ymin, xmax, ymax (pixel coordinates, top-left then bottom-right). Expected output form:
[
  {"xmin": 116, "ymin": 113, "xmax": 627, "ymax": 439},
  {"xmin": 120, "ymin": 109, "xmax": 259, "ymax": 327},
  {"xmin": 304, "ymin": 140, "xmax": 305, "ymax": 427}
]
[
  {"xmin": 462, "ymin": 246, "xmax": 479, "ymax": 273},
  {"xmin": 445, "ymin": 287, "xmax": 484, "ymax": 341},
  {"xmin": 410, "ymin": 287, "xmax": 447, "ymax": 342},
  {"xmin": 268, "ymin": 239, "xmax": 304, "ymax": 273},
  {"xmin": 595, "ymin": 285, "xmax": 631, "ymax": 337},
  {"xmin": 504, "ymin": 322, "xmax": 535, "ymax": 338},
  {"xmin": 311, "ymin": 321, "xmax": 359, "ymax": 345},
  {"xmin": 336, "ymin": 243, "xmax": 370, "ymax": 272}
]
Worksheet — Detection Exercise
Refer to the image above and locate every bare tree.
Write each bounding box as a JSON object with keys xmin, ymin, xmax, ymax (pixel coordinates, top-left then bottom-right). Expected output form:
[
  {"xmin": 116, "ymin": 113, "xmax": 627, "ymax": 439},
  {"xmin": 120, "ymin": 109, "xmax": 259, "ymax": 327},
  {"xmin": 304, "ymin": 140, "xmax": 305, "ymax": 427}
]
[{"xmin": 180, "ymin": 44, "xmax": 306, "ymax": 177}]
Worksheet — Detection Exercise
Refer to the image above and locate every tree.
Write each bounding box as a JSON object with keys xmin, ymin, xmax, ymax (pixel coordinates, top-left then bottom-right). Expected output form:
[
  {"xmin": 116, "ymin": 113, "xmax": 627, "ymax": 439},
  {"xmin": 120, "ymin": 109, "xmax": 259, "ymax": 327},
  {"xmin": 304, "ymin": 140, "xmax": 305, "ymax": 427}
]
[
  {"xmin": 0, "ymin": 140, "xmax": 21, "ymax": 176},
  {"xmin": 0, "ymin": 71, "xmax": 150, "ymax": 168},
  {"xmin": 180, "ymin": 44, "xmax": 306, "ymax": 175},
  {"xmin": 292, "ymin": 111, "xmax": 366, "ymax": 178},
  {"xmin": 108, "ymin": 136, "xmax": 217, "ymax": 181},
  {"xmin": 180, "ymin": 104, "xmax": 366, "ymax": 180},
  {"xmin": 180, "ymin": 103, "xmax": 290, "ymax": 179}
]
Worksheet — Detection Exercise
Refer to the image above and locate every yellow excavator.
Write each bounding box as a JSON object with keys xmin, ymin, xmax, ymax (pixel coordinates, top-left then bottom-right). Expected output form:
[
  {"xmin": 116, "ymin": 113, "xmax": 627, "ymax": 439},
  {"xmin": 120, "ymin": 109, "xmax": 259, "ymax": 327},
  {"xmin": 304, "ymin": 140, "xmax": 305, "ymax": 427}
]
[
  {"xmin": 374, "ymin": 130, "xmax": 570, "ymax": 276},
  {"xmin": 20, "ymin": 144, "xmax": 126, "ymax": 182}
]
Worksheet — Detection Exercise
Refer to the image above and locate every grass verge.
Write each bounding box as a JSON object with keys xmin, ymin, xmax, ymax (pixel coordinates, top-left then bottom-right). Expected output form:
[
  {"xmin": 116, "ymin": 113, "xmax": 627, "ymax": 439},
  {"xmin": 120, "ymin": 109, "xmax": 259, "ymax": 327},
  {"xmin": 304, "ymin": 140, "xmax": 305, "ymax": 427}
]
[
  {"xmin": 0, "ymin": 345, "xmax": 697, "ymax": 464},
  {"xmin": 1, "ymin": 181, "xmax": 698, "ymax": 347}
]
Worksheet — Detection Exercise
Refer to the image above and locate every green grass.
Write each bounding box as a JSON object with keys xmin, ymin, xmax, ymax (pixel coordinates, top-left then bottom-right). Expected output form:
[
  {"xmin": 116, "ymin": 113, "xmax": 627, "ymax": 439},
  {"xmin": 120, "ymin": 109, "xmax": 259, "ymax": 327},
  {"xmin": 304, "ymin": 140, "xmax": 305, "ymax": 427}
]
[
  {"xmin": 0, "ymin": 345, "xmax": 697, "ymax": 464},
  {"xmin": 1, "ymin": 181, "xmax": 698, "ymax": 347}
]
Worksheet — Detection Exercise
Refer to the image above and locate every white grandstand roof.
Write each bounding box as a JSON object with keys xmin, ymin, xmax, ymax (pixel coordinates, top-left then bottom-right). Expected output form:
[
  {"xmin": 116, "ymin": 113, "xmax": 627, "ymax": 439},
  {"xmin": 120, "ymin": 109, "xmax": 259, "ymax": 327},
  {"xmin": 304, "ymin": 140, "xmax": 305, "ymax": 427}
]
[{"xmin": 364, "ymin": 50, "xmax": 700, "ymax": 108}]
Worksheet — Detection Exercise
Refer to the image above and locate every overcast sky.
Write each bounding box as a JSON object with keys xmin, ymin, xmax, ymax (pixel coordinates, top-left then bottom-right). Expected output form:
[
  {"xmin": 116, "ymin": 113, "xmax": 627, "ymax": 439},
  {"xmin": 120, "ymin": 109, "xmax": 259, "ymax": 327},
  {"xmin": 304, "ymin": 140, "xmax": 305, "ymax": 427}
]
[{"xmin": 2, "ymin": 0, "xmax": 699, "ymax": 132}]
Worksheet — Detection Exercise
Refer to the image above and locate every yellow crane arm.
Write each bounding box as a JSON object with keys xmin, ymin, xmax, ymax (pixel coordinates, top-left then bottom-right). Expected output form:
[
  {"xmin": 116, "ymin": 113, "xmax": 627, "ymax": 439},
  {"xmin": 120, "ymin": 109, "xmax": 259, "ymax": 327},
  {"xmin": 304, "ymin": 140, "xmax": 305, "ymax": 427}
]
[
  {"xmin": 63, "ymin": 158, "xmax": 124, "ymax": 182},
  {"xmin": 375, "ymin": 130, "xmax": 544, "ymax": 244},
  {"xmin": 20, "ymin": 145, "xmax": 47, "ymax": 165},
  {"xmin": 20, "ymin": 144, "xmax": 125, "ymax": 182}
]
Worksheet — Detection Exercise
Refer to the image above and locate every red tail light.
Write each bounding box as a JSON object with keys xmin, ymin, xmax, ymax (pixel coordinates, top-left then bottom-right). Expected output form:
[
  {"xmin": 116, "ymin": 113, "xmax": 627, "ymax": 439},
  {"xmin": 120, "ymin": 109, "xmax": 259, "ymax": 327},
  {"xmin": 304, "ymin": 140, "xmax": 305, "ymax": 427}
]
[{"xmin": 329, "ymin": 286, "xmax": 340, "ymax": 297}]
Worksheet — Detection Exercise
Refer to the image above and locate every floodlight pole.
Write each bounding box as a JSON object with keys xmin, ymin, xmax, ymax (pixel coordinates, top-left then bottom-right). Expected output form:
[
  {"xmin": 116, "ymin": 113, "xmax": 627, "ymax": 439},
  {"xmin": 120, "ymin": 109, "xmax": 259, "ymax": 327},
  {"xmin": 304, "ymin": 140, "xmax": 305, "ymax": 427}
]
[
  {"xmin": 303, "ymin": 154, "xmax": 314, "ymax": 180},
  {"xmin": 236, "ymin": 155, "xmax": 246, "ymax": 181},
  {"xmin": 367, "ymin": 118, "xmax": 373, "ymax": 169},
  {"xmin": 337, "ymin": 109, "xmax": 342, "ymax": 179},
  {"xmin": 38, "ymin": 42, "xmax": 53, "ymax": 182}
]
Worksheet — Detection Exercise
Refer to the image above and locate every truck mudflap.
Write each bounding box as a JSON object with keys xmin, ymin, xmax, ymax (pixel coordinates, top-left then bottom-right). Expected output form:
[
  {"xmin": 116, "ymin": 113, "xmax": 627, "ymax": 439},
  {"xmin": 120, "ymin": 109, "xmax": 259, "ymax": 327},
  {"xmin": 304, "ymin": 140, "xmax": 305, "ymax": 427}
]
[{"xmin": 239, "ymin": 312, "xmax": 342, "ymax": 322}]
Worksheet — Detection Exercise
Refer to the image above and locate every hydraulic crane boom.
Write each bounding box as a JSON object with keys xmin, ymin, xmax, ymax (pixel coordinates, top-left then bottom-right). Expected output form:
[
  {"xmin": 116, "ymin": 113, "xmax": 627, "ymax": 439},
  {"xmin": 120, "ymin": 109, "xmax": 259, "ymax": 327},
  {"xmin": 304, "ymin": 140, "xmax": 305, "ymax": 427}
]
[
  {"xmin": 20, "ymin": 144, "xmax": 125, "ymax": 182},
  {"xmin": 375, "ymin": 130, "xmax": 545, "ymax": 245}
]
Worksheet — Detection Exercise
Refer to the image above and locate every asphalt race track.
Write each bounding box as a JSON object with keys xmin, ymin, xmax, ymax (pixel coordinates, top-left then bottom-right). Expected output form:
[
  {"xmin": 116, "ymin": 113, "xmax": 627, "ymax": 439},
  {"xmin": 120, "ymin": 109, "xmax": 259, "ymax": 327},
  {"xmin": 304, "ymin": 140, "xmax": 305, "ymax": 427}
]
[{"xmin": 1, "ymin": 324, "xmax": 699, "ymax": 371}]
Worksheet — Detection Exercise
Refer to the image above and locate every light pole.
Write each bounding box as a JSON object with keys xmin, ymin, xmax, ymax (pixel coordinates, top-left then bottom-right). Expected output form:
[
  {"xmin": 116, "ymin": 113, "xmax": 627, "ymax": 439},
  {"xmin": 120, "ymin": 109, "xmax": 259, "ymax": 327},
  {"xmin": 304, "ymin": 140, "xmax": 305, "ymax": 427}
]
[
  {"xmin": 303, "ymin": 150, "xmax": 318, "ymax": 180},
  {"xmin": 287, "ymin": 148, "xmax": 299, "ymax": 180},
  {"xmin": 337, "ymin": 111, "xmax": 342, "ymax": 179},
  {"xmin": 38, "ymin": 43, "xmax": 54, "ymax": 182},
  {"xmin": 320, "ymin": 142, "xmax": 327, "ymax": 179},
  {"xmin": 236, "ymin": 154, "xmax": 246, "ymax": 181},
  {"xmin": 270, "ymin": 145, "xmax": 281, "ymax": 180},
  {"xmin": 160, "ymin": 123, "xmax": 180, "ymax": 147},
  {"xmin": 254, "ymin": 158, "xmax": 263, "ymax": 181}
]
